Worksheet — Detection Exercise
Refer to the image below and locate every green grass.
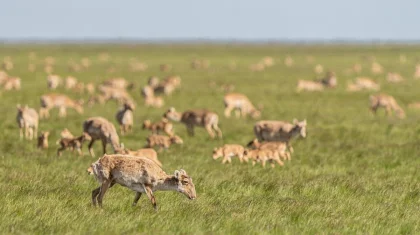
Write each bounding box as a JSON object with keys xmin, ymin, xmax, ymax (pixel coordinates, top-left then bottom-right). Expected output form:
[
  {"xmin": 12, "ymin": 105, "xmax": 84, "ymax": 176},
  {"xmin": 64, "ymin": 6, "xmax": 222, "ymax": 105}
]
[{"xmin": 0, "ymin": 44, "xmax": 419, "ymax": 234}]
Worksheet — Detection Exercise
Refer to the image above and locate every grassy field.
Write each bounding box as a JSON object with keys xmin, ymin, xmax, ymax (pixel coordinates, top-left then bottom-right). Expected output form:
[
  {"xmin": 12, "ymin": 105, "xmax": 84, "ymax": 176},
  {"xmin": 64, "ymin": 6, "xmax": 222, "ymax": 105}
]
[{"xmin": 0, "ymin": 44, "xmax": 419, "ymax": 234}]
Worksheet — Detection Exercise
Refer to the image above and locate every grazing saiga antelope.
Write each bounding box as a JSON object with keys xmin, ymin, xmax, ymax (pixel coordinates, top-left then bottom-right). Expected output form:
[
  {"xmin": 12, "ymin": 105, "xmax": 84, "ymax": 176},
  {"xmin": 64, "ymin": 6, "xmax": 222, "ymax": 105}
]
[
  {"xmin": 142, "ymin": 118, "xmax": 174, "ymax": 136},
  {"xmin": 115, "ymin": 102, "xmax": 135, "ymax": 135},
  {"xmin": 37, "ymin": 131, "xmax": 49, "ymax": 149},
  {"xmin": 39, "ymin": 93, "xmax": 84, "ymax": 118},
  {"xmin": 254, "ymin": 119, "xmax": 307, "ymax": 153},
  {"xmin": 16, "ymin": 104, "xmax": 39, "ymax": 140},
  {"xmin": 212, "ymin": 144, "xmax": 246, "ymax": 164},
  {"xmin": 98, "ymin": 85, "xmax": 135, "ymax": 105},
  {"xmin": 164, "ymin": 107, "xmax": 223, "ymax": 138},
  {"xmin": 65, "ymin": 76, "xmax": 77, "ymax": 89},
  {"xmin": 83, "ymin": 117, "xmax": 121, "ymax": 157},
  {"xmin": 57, "ymin": 132, "xmax": 92, "ymax": 156},
  {"xmin": 101, "ymin": 77, "xmax": 134, "ymax": 90},
  {"xmin": 369, "ymin": 94, "xmax": 405, "ymax": 119},
  {"xmin": 116, "ymin": 146, "xmax": 162, "ymax": 167},
  {"xmin": 87, "ymin": 154, "xmax": 196, "ymax": 210},
  {"xmin": 146, "ymin": 135, "xmax": 183, "ymax": 151},
  {"xmin": 223, "ymin": 93, "xmax": 261, "ymax": 119},
  {"xmin": 296, "ymin": 80, "xmax": 324, "ymax": 92},
  {"xmin": 387, "ymin": 72, "xmax": 404, "ymax": 83}
]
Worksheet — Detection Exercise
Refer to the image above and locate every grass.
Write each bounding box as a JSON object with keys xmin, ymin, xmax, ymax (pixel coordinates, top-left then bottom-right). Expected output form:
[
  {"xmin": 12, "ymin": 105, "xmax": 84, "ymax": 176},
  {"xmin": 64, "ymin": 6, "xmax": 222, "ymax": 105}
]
[{"xmin": 0, "ymin": 44, "xmax": 419, "ymax": 234}]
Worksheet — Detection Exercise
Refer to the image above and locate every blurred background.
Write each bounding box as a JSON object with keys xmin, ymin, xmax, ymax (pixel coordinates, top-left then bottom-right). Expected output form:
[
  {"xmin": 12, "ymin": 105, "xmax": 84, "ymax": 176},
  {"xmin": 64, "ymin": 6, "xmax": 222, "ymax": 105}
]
[{"xmin": 1, "ymin": 0, "xmax": 419, "ymax": 42}]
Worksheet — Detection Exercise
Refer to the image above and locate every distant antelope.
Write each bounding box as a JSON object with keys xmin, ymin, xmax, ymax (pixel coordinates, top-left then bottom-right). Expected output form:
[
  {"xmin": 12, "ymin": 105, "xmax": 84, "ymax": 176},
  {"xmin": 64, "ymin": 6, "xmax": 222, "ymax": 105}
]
[
  {"xmin": 146, "ymin": 134, "xmax": 183, "ymax": 151},
  {"xmin": 369, "ymin": 94, "xmax": 405, "ymax": 119},
  {"xmin": 83, "ymin": 117, "xmax": 121, "ymax": 157},
  {"xmin": 314, "ymin": 64, "xmax": 324, "ymax": 74},
  {"xmin": 284, "ymin": 56, "xmax": 294, "ymax": 67},
  {"xmin": 47, "ymin": 74, "xmax": 61, "ymax": 90},
  {"xmin": 254, "ymin": 119, "xmax": 307, "ymax": 153},
  {"xmin": 243, "ymin": 148, "xmax": 284, "ymax": 168},
  {"xmin": 296, "ymin": 80, "xmax": 324, "ymax": 92},
  {"xmin": 160, "ymin": 64, "xmax": 172, "ymax": 72},
  {"xmin": 249, "ymin": 63, "xmax": 265, "ymax": 72},
  {"xmin": 247, "ymin": 139, "xmax": 291, "ymax": 161},
  {"xmin": 223, "ymin": 93, "xmax": 261, "ymax": 119},
  {"xmin": 414, "ymin": 65, "xmax": 420, "ymax": 79},
  {"xmin": 164, "ymin": 107, "xmax": 222, "ymax": 138},
  {"xmin": 371, "ymin": 62, "xmax": 383, "ymax": 75},
  {"xmin": 261, "ymin": 56, "xmax": 274, "ymax": 67},
  {"xmin": 98, "ymin": 85, "xmax": 134, "ymax": 104},
  {"xmin": 147, "ymin": 76, "xmax": 160, "ymax": 88},
  {"xmin": 101, "ymin": 78, "xmax": 134, "ymax": 90},
  {"xmin": 141, "ymin": 86, "xmax": 164, "ymax": 108},
  {"xmin": 319, "ymin": 71, "xmax": 337, "ymax": 88},
  {"xmin": 387, "ymin": 72, "xmax": 404, "ymax": 83},
  {"xmin": 16, "ymin": 104, "xmax": 39, "ymax": 140},
  {"xmin": 212, "ymin": 144, "xmax": 246, "ymax": 164},
  {"xmin": 37, "ymin": 131, "xmax": 49, "ymax": 149},
  {"xmin": 115, "ymin": 102, "xmax": 134, "ymax": 135},
  {"xmin": 87, "ymin": 154, "xmax": 196, "ymax": 210},
  {"xmin": 2, "ymin": 77, "xmax": 21, "ymax": 90},
  {"xmin": 57, "ymin": 132, "xmax": 92, "ymax": 156},
  {"xmin": 65, "ymin": 76, "xmax": 77, "ymax": 89},
  {"xmin": 116, "ymin": 147, "xmax": 162, "ymax": 167},
  {"xmin": 142, "ymin": 118, "xmax": 174, "ymax": 136},
  {"xmin": 347, "ymin": 77, "xmax": 380, "ymax": 92},
  {"xmin": 85, "ymin": 82, "xmax": 95, "ymax": 94},
  {"xmin": 39, "ymin": 93, "xmax": 84, "ymax": 118}
]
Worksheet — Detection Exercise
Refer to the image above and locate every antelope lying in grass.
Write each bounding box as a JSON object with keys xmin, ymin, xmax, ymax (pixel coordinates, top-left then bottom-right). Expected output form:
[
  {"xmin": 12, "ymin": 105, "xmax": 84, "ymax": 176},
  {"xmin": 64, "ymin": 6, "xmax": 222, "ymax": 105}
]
[
  {"xmin": 116, "ymin": 146, "xmax": 162, "ymax": 167},
  {"xmin": 347, "ymin": 77, "xmax": 380, "ymax": 92},
  {"xmin": 387, "ymin": 72, "xmax": 404, "ymax": 83},
  {"xmin": 164, "ymin": 107, "xmax": 222, "ymax": 138},
  {"xmin": 115, "ymin": 102, "xmax": 134, "ymax": 135},
  {"xmin": 369, "ymin": 94, "xmax": 405, "ymax": 119},
  {"xmin": 83, "ymin": 117, "xmax": 121, "ymax": 157},
  {"xmin": 57, "ymin": 132, "xmax": 92, "ymax": 156},
  {"xmin": 243, "ymin": 148, "xmax": 284, "ymax": 168},
  {"xmin": 254, "ymin": 119, "xmax": 307, "ymax": 153},
  {"xmin": 296, "ymin": 80, "xmax": 324, "ymax": 92},
  {"xmin": 146, "ymin": 135, "xmax": 183, "ymax": 151},
  {"xmin": 98, "ymin": 85, "xmax": 135, "ymax": 105},
  {"xmin": 223, "ymin": 93, "xmax": 261, "ymax": 119},
  {"xmin": 37, "ymin": 131, "xmax": 49, "ymax": 149},
  {"xmin": 142, "ymin": 118, "xmax": 174, "ymax": 136},
  {"xmin": 87, "ymin": 154, "xmax": 196, "ymax": 210},
  {"xmin": 212, "ymin": 144, "xmax": 246, "ymax": 164},
  {"xmin": 101, "ymin": 77, "xmax": 134, "ymax": 90},
  {"xmin": 39, "ymin": 93, "xmax": 84, "ymax": 118},
  {"xmin": 16, "ymin": 104, "xmax": 39, "ymax": 140}
]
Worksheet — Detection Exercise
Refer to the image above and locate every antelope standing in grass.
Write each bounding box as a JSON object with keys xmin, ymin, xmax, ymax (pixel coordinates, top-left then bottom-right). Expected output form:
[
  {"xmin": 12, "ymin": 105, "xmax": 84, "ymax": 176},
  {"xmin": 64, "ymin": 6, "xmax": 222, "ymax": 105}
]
[
  {"xmin": 39, "ymin": 93, "xmax": 84, "ymax": 118},
  {"xmin": 101, "ymin": 77, "xmax": 134, "ymax": 90},
  {"xmin": 87, "ymin": 154, "xmax": 196, "ymax": 210},
  {"xmin": 243, "ymin": 148, "xmax": 284, "ymax": 168},
  {"xmin": 141, "ymin": 86, "xmax": 164, "ymax": 108},
  {"xmin": 212, "ymin": 144, "xmax": 246, "ymax": 164},
  {"xmin": 164, "ymin": 107, "xmax": 222, "ymax": 138},
  {"xmin": 142, "ymin": 118, "xmax": 174, "ymax": 136},
  {"xmin": 223, "ymin": 93, "xmax": 261, "ymax": 119},
  {"xmin": 247, "ymin": 139, "xmax": 291, "ymax": 161},
  {"xmin": 254, "ymin": 119, "xmax": 307, "ymax": 153},
  {"xmin": 65, "ymin": 76, "xmax": 77, "ymax": 89},
  {"xmin": 115, "ymin": 102, "xmax": 135, "ymax": 135},
  {"xmin": 83, "ymin": 117, "xmax": 121, "ymax": 157},
  {"xmin": 16, "ymin": 105, "xmax": 39, "ymax": 140},
  {"xmin": 369, "ymin": 94, "xmax": 405, "ymax": 119}
]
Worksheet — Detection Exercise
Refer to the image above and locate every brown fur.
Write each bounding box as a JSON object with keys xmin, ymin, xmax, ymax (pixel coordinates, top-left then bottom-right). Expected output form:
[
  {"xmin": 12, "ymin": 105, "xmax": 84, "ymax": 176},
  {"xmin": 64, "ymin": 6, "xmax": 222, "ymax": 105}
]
[
  {"xmin": 87, "ymin": 154, "xmax": 196, "ymax": 210},
  {"xmin": 39, "ymin": 93, "xmax": 84, "ymax": 119},
  {"xmin": 142, "ymin": 118, "xmax": 174, "ymax": 136},
  {"xmin": 57, "ymin": 132, "xmax": 92, "ymax": 156},
  {"xmin": 83, "ymin": 117, "xmax": 121, "ymax": 157},
  {"xmin": 370, "ymin": 94, "xmax": 405, "ymax": 119},
  {"xmin": 37, "ymin": 131, "xmax": 49, "ymax": 149},
  {"xmin": 146, "ymin": 134, "xmax": 183, "ymax": 151},
  {"xmin": 164, "ymin": 107, "xmax": 222, "ymax": 139},
  {"xmin": 224, "ymin": 93, "xmax": 261, "ymax": 119},
  {"xmin": 212, "ymin": 144, "xmax": 246, "ymax": 164}
]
